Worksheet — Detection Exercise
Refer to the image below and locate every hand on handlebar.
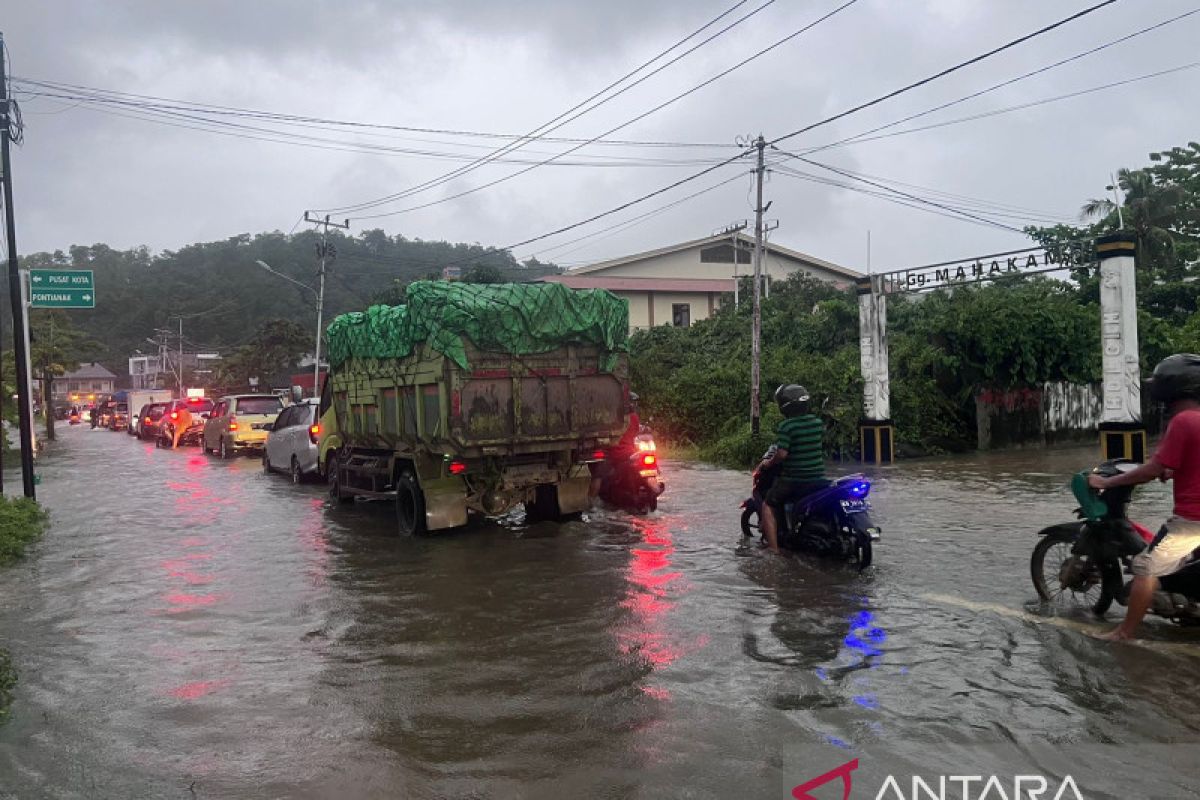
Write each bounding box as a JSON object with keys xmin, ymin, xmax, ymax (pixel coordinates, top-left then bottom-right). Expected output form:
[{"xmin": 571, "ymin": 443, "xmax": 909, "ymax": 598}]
[{"xmin": 1087, "ymin": 474, "xmax": 1109, "ymax": 491}]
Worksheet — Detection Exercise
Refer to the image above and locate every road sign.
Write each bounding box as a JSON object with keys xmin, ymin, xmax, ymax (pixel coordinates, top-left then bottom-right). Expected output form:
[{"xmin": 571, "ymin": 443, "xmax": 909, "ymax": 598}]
[{"xmin": 29, "ymin": 269, "xmax": 95, "ymax": 308}]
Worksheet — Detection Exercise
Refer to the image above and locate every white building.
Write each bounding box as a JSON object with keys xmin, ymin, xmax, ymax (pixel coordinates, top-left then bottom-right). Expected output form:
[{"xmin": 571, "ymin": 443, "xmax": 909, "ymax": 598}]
[{"xmin": 541, "ymin": 232, "xmax": 859, "ymax": 332}]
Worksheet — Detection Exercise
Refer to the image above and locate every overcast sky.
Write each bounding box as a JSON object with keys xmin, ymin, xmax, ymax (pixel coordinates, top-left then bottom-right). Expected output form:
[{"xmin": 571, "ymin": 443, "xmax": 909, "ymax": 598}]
[{"xmin": 4, "ymin": 0, "xmax": 1198, "ymax": 274}]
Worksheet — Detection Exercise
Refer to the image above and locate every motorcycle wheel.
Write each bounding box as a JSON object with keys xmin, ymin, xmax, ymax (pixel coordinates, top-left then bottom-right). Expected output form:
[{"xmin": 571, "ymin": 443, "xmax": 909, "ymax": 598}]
[
  {"xmin": 1030, "ymin": 533, "xmax": 1115, "ymax": 616},
  {"xmin": 740, "ymin": 507, "xmax": 759, "ymax": 538},
  {"xmin": 857, "ymin": 540, "xmax": 873, "ymax": 570}
]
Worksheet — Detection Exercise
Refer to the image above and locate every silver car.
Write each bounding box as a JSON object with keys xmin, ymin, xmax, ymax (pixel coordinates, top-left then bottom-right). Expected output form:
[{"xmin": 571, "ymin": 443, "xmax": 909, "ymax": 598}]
[{"xmin": 262, "ymin": 400, "xmax": 320, "ymax": 483}]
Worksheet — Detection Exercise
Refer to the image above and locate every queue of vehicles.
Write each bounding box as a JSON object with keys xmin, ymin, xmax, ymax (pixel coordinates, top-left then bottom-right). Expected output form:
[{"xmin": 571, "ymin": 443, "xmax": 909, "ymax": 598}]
[{"xmin": 94, "ymin": 281, "xmax": 668, "ymax": 534}]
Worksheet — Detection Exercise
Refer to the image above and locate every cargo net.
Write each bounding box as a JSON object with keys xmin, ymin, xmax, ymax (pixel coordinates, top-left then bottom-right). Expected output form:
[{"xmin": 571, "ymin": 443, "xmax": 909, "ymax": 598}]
[{"xmin": 325, "ymin": 280, "xmax": 629, "ymax": 370}]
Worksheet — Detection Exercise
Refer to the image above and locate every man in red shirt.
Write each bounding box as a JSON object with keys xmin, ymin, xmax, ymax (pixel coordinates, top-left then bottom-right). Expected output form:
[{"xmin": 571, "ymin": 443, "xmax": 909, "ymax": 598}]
[{"xmin": 1088, "ymin": 354, "xmax": 1200, "ymax": 641}]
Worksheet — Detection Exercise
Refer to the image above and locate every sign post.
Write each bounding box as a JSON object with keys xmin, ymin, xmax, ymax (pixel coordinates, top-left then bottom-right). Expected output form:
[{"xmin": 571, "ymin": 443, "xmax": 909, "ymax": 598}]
[
  {"xmin": 29, "ymin": 268, "xmax": 95, "ymax": 308},
  {"xmin": 857, "ymin": 275, "xmax": 893, "ymax": 464},
  {"xmin": 18, "ymin": 270, "xmax": 38, "ymax": 455},
  {"xmin": 1095, "ymin": 233, "xmax": 1144, "ymax": 461}
]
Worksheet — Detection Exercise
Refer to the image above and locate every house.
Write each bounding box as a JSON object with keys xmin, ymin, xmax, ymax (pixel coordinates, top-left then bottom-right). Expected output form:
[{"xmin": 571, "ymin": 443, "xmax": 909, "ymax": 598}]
[
  {"xmin": 540, "ymin": 232, "xmax": 859, "ymax": 332},
  {"xmin": 52, "ymin": 362, "xmax": 117, "ymax": 404}
]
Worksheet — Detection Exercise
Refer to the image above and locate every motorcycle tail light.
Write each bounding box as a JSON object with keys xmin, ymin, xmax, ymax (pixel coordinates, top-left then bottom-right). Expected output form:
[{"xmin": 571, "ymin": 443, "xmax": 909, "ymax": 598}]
[
  {"xmin": 640, "ymin": 454, "xmax": 657, "ymax": 468},
  {"xmin": 170, "ymin": 411, "xmax": 179, "ymax": 421}
]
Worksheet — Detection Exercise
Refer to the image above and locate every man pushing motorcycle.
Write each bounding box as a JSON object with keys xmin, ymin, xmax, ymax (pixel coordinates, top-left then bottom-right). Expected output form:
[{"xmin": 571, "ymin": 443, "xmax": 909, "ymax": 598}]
[
  {"xmin": 1087, "ymin": 354, "xmax": 1200, "ymax": 641},
  {"xmin": 754, "ymin": 384, "xmax": 827, "ymax": 555}
]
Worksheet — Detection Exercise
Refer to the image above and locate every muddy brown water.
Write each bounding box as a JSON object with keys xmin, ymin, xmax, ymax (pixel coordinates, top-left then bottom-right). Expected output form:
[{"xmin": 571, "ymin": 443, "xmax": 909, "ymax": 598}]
[{"xmin": 1, "ymin": 426, "xmax": 1198, "ymax": 799}]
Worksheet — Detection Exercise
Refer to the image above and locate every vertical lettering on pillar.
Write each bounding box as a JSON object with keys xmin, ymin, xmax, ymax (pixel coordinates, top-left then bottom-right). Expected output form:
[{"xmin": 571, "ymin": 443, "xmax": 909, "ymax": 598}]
[
  {"xmin": 858, "ymin": 279, "xmax": 890, "ymax": 422},
  {"xmin": 1098, "ymin": 251, "xmax": 1141, "ymax": 424}
]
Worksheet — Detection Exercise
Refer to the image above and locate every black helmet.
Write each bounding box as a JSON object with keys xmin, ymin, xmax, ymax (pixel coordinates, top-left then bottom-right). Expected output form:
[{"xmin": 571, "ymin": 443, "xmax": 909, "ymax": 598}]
[
  {"xmin": 774, "ymin": 384, "xmax": 811, "ymax": 417},
  {"xmin": 1149, "ymin": 354, "xmax": 1200, "ymax": 404}
]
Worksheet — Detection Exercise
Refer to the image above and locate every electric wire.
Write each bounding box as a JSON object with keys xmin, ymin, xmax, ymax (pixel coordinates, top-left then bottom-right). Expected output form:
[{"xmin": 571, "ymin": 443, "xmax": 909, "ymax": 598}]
[
  {"xmin": 315, "ymin": 0, "xmax": 778, "ymax": 213},
  {"xmin": 344, "ymin": 0, "xmax": 861, "ymax": 220}
]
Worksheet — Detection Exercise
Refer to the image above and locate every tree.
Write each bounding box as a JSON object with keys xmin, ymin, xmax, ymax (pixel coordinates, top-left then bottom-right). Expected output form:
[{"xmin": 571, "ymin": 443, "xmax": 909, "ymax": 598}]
[
  {"xmin": 462, "ymin": 264, "xmax": 505, "ymax": 284},
  {"xmin": 28, "ymin": 310, "xmax": 101, "ymax": 440},
  {"xmin": 216, "ymin": 319, "xmax": 312, "ymax": 389}
]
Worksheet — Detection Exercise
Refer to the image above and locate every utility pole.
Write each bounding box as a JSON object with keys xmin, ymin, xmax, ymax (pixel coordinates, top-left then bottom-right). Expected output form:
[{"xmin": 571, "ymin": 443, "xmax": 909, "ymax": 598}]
[
  {"xmin": 750, "ymin": 135, "xmax": 769, "ymax": 436},
  {"xmin": 178, "ymin": 317, "xmax": 184, "ymax": 391},
  {"xmin": 717, "ymin": 221, "xmax": 748, "ymax": 309},
  {"xmin": 303, "ymin": 212, "xmax": 349, "ymax": 399},
  {"xmin": 1, "ymin": 32, "xmax": 36, "ymax": 498}
]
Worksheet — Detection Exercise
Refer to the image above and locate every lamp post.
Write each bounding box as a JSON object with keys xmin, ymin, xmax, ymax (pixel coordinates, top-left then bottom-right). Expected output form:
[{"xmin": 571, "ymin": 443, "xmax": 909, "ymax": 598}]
[{"xmin": 255, "ymin": 260, "xmax": 323, "ymax": 398}]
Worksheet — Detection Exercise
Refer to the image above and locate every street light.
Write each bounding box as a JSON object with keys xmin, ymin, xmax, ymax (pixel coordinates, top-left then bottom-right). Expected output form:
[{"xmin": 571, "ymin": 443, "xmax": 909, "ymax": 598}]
[{"xmin": 255, "ymin": 260, "xmax": 323, "ymax": 399}]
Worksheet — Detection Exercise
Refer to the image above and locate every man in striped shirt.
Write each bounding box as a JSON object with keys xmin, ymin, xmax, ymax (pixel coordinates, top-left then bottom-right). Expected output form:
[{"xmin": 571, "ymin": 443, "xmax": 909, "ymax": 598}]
[{"xmin": 755, "ymin": 384, "xmax": 827, "ymax": 553}]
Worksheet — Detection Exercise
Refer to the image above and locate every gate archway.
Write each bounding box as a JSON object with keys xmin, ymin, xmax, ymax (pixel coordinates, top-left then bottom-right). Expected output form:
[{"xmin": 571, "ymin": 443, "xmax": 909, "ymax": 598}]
[{"xmin": 855, "ymin": 233, "xmax": 1142, "ymax": 464}]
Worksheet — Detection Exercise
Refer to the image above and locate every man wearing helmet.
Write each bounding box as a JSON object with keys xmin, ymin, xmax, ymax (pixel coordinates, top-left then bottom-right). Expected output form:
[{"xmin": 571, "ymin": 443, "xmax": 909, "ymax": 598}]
[
  {"xmin": 754, "ymin": 384, "xmax": 827, "ymax": 554},
  {"xmin": 1088, "ymin": 354, "xmax": 1200, "ymax": 641},
  {"xmin": 589, "ymin": 391, "xmax": 643, "ymax": 501}
]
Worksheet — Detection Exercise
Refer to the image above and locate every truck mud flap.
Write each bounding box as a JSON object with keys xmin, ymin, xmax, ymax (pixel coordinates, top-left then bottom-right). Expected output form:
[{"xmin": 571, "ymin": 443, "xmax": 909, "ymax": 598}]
[
  {"xmin": 423, "ymin": 478, "xmax": 468, "ymax": 531},
  {"xmin": 556, "ymin": 476, "xmax": 591, "ymax": 515}
]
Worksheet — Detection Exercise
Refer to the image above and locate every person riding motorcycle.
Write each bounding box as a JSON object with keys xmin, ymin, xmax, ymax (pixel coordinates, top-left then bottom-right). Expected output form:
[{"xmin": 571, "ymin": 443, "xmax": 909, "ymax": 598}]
[
  {"xmin": 754, "ymin": 384, "xmax": 827, "ymax": 554},
  {"xmin": 170, "ymin": 402, "xmax": 194, "ymax": 449},
  {"xmin": 589, "ymin": 391, "xmax": 655, "ymax": 501},
  {"xmin": 1087, "ymin": 353, "xmax": 1200, "ymax": 641}
]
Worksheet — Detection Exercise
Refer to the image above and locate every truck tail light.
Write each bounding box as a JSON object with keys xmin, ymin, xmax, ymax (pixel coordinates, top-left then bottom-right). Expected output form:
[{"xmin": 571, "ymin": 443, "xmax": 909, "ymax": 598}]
[
  {"xmin": 448, "ymin": 460, "xmax": 467, "ymax": 475},
  {"xmin": 590, "ymin": 450, "xmax": 606, "ymax": 461}
]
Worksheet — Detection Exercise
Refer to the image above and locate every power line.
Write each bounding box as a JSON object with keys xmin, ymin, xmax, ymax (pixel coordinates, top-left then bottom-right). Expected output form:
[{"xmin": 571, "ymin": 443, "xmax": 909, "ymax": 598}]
[
  {"xmin": 797, "ymin": 6, "xmax": 1200, "ymax": 158},
  {"xmin": 10, "ymin": 75, "xmax": 736, "ymax": 149},
  {"xmin": 316, "ymin": 0, "xmax": 778, "ymax": 214},
  {"xmin": 342, "ymin": 0, "xmax": 861, "ymax": 220},
  {"xmin": 768, "ymin": 0, "xmax": 1120, "ymax": 147}
]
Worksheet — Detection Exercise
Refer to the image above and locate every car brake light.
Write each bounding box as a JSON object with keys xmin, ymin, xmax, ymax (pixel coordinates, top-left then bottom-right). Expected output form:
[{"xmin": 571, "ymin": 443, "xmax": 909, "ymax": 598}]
[
  {"xmin": 590, "ymin": 450, "xmax": 606, "ymax": 461},
  {"xmin": 448, "ymin": 460, "xmax": 467, "ymax": 475},
  {"xmin": 228, "ymin": 416, "xmax": 238, "ymax": 432},
  {"xmin": 170, "ymin": 411, "xmax": 179, "ymax": 421},
  {"xmin": 309, "ymin": 423, "xmax": 320, "ymax": 443}
]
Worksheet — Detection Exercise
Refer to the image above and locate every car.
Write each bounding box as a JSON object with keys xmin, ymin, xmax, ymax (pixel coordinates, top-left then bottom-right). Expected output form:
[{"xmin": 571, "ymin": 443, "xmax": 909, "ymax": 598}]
[
  {"xmin": 136, "ymin": 402, "xmax": 168, "ymax": 440},
  {"xmin": 262, "ymin": 399, "xmax": 320, "ymax": 483},
  {"xmin": 157, "ymin": 397, "xmax": 215, "ymax": 448},
  {"xmin": 203, "ymin": 394, "xmax": 284, "ymax": 458},
  {"xmin": 110, "ymin": 403, "xmax": 130, "ymax": 431}
]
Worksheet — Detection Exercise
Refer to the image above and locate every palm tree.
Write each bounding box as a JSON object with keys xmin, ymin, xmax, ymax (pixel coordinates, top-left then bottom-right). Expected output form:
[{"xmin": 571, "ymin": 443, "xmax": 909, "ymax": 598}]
[{"xmin": 1081, "ymin": 168, "xmax": 1188, "ymax": 279}]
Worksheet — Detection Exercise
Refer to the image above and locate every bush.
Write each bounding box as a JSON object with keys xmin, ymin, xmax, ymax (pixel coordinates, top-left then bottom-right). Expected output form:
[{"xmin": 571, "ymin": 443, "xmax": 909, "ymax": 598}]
[{"xmin": 0, "ymin": 497, "xmax": 46, "ymax": 566}]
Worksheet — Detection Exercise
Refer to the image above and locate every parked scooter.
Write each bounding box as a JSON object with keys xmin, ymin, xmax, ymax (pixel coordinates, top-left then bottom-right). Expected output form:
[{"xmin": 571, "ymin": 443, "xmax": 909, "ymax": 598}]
[
  {"xmin": 597, "ymin": 428, "xmax": 665, "ymax": 513},
  {"xmin": 741, "ymin": 446, "xmax": 880, "ymax": 568},
  {"xmin": 1030, "ymin": 459, "xmax": 1200, "ymax": 623}
]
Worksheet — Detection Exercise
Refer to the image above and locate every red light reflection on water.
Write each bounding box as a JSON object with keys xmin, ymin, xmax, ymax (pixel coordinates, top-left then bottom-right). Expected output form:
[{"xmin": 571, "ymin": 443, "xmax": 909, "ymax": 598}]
[
  {"xmin": 168, "ymin": 678, "xmax": 232, "ymax": 700},
  {"xmin": 614, "ymin": 515, "xmax": 707, "ymax": 699}
]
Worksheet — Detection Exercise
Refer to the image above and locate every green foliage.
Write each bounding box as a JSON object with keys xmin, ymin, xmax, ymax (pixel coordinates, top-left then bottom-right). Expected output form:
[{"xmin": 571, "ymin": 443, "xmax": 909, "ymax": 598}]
[
  {"xmin": 0, "ymin": 496, "xmax": 46, "ymax": 566},
  {"xmin": 0, "ymin": 648, "xmax": 15, "ymax": 724},
  {"xmin": 11, "ymin": 230, "xmax": 561, "ymax": 376},
  {"xmin": 215, "ymin": 318, "xmax": 312, "ymax": 388}
]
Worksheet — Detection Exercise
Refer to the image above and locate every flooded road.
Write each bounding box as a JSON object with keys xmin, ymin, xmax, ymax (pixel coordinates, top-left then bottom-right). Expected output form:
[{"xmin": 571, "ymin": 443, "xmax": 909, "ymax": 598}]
[{"xmin": 2, "ymin": 426, "xmax": 1199, "ymax": 799}]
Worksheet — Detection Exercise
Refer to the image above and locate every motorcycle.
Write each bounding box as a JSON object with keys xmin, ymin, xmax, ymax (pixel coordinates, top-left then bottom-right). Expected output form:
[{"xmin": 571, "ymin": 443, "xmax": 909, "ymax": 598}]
[
  {"xmin": 740, "ymin": 450, "xmax": 880, "ymax": 568},
  {"xmin": 1030, "ymin": 459, "xmax": 1200, "ymax": 623},
  {"xmin": 157, "ymin": 417, "xmax": 204, "ymax": 448},
  {"xmin": 597, "ymin": 428, "xmax": 665, "ymax": 513}
]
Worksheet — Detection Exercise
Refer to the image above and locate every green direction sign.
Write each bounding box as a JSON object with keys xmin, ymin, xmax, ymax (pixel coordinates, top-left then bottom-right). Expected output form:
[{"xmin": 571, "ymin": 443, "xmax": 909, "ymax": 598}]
[{"xmin": 30, "ymin": 269, "xmax": 95, "ymax": 308}]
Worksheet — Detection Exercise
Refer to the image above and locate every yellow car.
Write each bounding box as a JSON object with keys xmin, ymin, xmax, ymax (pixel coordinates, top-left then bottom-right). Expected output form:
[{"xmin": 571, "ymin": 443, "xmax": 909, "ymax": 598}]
[{"xmin": 202, "ymin": 394, "xmax": 285, "ymax": 458}]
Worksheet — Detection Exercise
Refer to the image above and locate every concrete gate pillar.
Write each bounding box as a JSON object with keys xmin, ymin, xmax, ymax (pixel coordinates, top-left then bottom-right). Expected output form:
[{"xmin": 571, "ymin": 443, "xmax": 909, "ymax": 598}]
[
  {"xmin": 1095, "ymin": 232, "xmax": 1146, "ymax": 461},
  {"xmin": 857, "ymin": 275, "xmax": 893, "ymax": 464}
]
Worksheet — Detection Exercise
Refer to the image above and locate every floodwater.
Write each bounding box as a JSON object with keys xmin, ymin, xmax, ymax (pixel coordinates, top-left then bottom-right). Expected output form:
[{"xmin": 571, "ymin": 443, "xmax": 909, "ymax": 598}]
[{"xmin": 1, "ymin": 426, "xmax": 1198, "ymax": 799}]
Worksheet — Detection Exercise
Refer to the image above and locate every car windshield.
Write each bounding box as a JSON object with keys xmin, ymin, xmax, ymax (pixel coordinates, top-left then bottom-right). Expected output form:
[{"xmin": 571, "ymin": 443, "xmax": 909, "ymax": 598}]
[
  {"xmin": 115, "ymin": 404, "xmax": 128, "ymax": 412},
  {"xmin": 237, "ymin": 397, "xmax": 283, "ymax": 415},
  {"xmin": 147, "ymin": 404, "xmax": 166, "ymax": 418}
]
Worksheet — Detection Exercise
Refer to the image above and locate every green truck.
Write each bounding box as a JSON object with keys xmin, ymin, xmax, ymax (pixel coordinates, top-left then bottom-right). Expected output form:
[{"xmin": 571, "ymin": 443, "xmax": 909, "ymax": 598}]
[{"xmin": 318, "ymin": 280, "xmax": 630, "ymax": 534}]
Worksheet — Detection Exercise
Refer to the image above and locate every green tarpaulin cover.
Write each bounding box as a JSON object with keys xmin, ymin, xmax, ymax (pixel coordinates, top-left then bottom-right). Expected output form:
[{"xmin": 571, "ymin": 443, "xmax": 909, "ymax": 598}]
[{"xmin": 325, "ymin": 280, "xmax": 629, "ymax": 370}]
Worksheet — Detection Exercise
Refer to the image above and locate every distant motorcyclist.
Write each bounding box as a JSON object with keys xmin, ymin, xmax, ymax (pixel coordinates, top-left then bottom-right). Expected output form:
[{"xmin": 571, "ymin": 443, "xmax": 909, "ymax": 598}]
[
  {"xmin": 1087, "ymin": 354, "xmax": 1200, "ymax": 641},
  {"xmin": 89, "ymin": 404, "xmax": 99, "ymax": 429},
  {"xmin": 754, "ymin": 384, "xmax": 827, "ymax": 554},
  {"xmin": 170, "ymin": 402, "xmax": 193, "ymax": 449},
  {"xmin": 590, "ymin": 391, "xmax": 643, "ymax": 501}
]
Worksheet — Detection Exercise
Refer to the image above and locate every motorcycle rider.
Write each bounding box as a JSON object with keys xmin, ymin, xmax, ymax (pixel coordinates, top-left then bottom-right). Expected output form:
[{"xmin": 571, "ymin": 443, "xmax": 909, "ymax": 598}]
[
  {"xmin": 170, "ymin": 402, "xmax": 193, "ymax": 449},
  {"xmin": 754, "ymin": 384, "xmax": 827, "ymax": 554},
  {"xmin": 589, "ymin": 391, "xmax": 645, "ymax": 501},
  {"xmin": 1088, "ymin": 354, "xmax": 1200, "ymax": 641}
]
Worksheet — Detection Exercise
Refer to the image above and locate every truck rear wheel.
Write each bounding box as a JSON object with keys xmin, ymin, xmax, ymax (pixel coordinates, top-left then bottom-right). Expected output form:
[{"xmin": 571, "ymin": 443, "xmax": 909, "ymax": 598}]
[
  {"xmin": 396, "ymin": 471, "xmax": 427, "ymax": 536},
  {"xmin": 327, "ymin": 450, "xmax": 353, "ymax": 505}
]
